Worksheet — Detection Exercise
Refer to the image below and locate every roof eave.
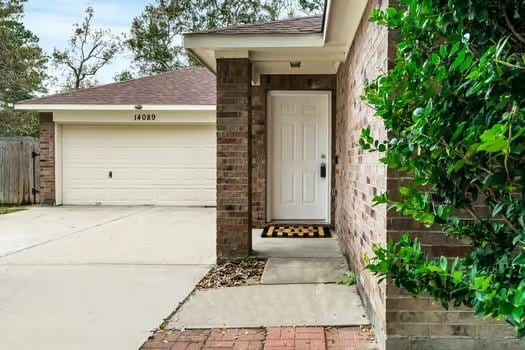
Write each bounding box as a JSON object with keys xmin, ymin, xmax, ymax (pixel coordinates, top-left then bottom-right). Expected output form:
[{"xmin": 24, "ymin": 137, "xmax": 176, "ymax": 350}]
[
  {"xmin": 14, "ymin": 104, "xmax": 216, "ymax": 112},
  {"xmin": 184, "ymin": 32, "xmax": 325, "ymax": 74},
  {"xmin": 184, "ymin": 32, "xmax": 324, "ymax": 50},
  {"xmin": 182, "ymin": 1, "xmax": 369, "ymax": 76}
]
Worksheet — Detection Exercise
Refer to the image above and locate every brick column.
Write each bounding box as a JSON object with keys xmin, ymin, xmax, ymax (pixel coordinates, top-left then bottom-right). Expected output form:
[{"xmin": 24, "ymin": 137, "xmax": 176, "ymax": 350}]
[
  {"xmin": 39, "ymin": 112, "xmax": 55, "ymax": 205},
  {"xmin": 216, "ymin": 58, "xmax": 252, "ymax": 260}
]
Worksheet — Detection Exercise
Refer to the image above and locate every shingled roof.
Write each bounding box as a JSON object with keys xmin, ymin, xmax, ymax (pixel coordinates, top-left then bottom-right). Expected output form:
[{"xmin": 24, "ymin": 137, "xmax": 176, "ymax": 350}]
[
  {"xmin": 191, "ymin": 15, "xmax": 323, "ymax": 35},
  {"xmin": 18, "ymin": 67, "xmax": 216, "ymax": 106}
]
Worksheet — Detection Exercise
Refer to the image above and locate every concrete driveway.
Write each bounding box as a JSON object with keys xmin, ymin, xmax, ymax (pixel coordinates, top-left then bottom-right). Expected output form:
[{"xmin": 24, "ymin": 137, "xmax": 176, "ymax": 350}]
[{"xmin": 0, "ymin": 206, "xmax": 215, "ymax": 350}]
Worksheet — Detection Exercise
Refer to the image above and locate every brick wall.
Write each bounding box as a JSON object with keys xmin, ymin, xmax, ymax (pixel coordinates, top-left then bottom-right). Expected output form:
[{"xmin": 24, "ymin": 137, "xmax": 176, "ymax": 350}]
[
  {"xmin": 251, "ymin": 84, "xmax": 266, "ymax": 227},
  {"xmin": 335, "ymin": 0, "xmax": 389, "ymax": 343},
  {"xmin": 385, "ymin": 187, "xmax": 523, "ymax": 347},
  {"xmin": 39, "ymin": 113, "xmax": 55, "ymax": 205},
  {"xmin": 251, "ymin": 75, "xmax": 337, "ymax": 228},
  {"xmin": 216, "ymin": 58, "xmax": 252, "ymax": 259},
  {"xmin": 336, "ymin": 0, "xmax": 523, "ymax": 349}
]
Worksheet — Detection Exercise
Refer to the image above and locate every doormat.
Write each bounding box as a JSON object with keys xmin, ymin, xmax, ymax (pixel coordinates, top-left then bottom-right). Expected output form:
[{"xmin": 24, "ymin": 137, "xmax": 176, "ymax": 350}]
[{"xmin": 261, "ymin": 224, "xmax": 331, "ymax": 238}]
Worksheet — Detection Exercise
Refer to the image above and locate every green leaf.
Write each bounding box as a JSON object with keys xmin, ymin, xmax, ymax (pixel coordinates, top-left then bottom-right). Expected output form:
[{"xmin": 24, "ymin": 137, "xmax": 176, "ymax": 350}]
[
  {"xmin": 431, "ymin": 53, "xmax": 441, "ymax": 65},
  {"xmin": 478, "ymin": 124, "xmax": 509, "ymax": 153},
  {"xmin": 513, "ymin": 254, "xmax": 525, "ymax": 266},
  {"xmin": 415, "ymin": 212, "xmax": 435, "ymax": 225},
  {"xmin": 449, "ymin": 42, "xmax": 461, "ymax": 56},
  {"xmin": 492, "ymin": 203, "xmax": 505, "ymax": 217},
  {"xmin": 510, "ymin": 307, "xmax": 524, "ymax": 324},
  {"xmin": 412, "ymin": 107, "xmax": 425, "ymax": 120},
  {"xmin": 451, "ymin": 122, "xmax": 466, "ymax": 142},
  {"xmin": 466, "ymin": 82, "xmax": 484, "ymax": 96},
  {"xmin": 451, "ymin": 49, "xmax": 466, "ymax": 70},
  {"xmin": 386, "ymin": 7, "xmax": 398, "ymax": 18},
  {"xmin": 480, "ymin": 124, "xmax": 507, "ymax": 142},
  {"xmin": 514, "ymin": 289, "xmax": 525, "ymax": 307},
  {"xmin": 399, "ymin": 186, "xmax": 411, "ymax": 196},
  {"xmin": 466, "ymin": 143, "xmax": 480, "ymax": 157},
  {"xmin": 439, "ymin": 45, "xmax": 447, "ymax": 57},
  {"xmin": 459, "ymin": 55, "xmax": 473, "ymax": 73},
  {"xmin": 447, "ymin": 159, "xmax": 466, "ymax": 175},
  {"xmin": 439, "ymin": 256, "xmax": 448, "ymax": 271},
  {"xmin": 453, "ymin": 271, "xmax": 464, "ymax": 283}
]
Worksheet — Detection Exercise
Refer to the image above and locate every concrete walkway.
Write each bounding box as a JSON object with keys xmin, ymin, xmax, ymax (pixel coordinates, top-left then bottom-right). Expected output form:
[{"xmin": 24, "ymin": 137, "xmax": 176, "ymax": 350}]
[
  {"xmin": 170, "ymin": 283, "xmax": 368, "ymax": 328},
  {"xmin": 168, "ymin": 230, "xmax": 370, "ymax": 329}
]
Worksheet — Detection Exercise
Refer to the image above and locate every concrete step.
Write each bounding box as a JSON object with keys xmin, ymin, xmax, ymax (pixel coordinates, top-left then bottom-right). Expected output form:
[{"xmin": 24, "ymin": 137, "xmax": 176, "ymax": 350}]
[
  {"xmin": 251, "ymin": 230, "xmax": 343, "ymax": 259},
  {"xmin": 261, "ymin": 257, "xmax": 349, "ymax": 284}
]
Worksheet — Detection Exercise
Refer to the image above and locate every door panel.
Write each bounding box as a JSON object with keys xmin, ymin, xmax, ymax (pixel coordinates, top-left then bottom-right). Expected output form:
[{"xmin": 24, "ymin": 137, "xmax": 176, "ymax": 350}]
[{"xmin": 270, "ymin": 93, "xmax": 330, "ymax": 221}]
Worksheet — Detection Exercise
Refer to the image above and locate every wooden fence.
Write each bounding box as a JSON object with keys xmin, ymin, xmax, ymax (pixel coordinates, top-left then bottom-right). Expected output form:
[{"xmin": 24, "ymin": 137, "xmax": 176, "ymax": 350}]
[{"xmin": 0, "ymin": 137, "xmax": 40, "ymax": 205}]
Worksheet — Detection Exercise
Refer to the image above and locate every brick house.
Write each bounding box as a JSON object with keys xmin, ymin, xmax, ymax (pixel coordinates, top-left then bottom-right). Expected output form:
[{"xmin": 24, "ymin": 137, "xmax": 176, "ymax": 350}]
[
  {"xmin": 13, "ymin": 1, "xmax": 524, "ymax": 349},
  {"xmin": 16, "ymin": 68, "xmax": 217, "ymax": 206},
  {"xmin": 183, "ymin": 1, "xmax": 523, "ymax": 349}
]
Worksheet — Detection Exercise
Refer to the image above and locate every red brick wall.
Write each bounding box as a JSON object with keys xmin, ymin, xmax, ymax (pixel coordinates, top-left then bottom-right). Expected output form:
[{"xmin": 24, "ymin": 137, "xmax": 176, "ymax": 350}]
[
  {"xmin": 216, "ymin": 58, "xmax": 252, "ymax": 259},
  {"xmin": 39, "ymin": 113, "xmax": 55, "ymax": 205},
  {"xmin": 251, "ymin": 75, "xmax": 337, "ymax": 228},
  {"xmin": 335, "ymin": 0, "xmax": 389, "ymax": 343},
  {"xmin": 251, "ymin": 84, "xmax": 266, "ymax": 227},
  {"xmin": 385, "ymin": 184, "xmax": 522, "ymax": 346}
]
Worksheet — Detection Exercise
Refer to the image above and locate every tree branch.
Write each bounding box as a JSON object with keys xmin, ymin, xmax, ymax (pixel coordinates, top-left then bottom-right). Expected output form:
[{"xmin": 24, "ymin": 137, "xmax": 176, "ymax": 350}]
[{"xmin": 502, "ymin": 5, "xmax": 525, "ymax": 44}]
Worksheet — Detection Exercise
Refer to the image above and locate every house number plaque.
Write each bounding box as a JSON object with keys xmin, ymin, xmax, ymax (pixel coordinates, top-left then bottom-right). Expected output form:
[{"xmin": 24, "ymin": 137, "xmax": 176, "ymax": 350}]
[{"xmin": 134, "ymin": 113, "xmax": 157, "ymax": 121}]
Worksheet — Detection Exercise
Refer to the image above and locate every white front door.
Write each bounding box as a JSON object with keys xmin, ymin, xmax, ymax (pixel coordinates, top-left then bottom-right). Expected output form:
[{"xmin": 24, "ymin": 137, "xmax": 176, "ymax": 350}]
[{"xmin": 269, "ymin": 92, "xmax": 330, "ymax": 221}]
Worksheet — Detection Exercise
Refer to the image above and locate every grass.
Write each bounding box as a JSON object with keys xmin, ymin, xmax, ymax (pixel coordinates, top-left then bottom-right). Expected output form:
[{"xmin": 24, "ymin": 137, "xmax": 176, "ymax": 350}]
[
  {"xmin": 0, "ymin": 205, "xmax": 25, "ymax": 215},
  {"xmin": 338, "ymin": 272, "xmax": 358, "ymax": 286}
]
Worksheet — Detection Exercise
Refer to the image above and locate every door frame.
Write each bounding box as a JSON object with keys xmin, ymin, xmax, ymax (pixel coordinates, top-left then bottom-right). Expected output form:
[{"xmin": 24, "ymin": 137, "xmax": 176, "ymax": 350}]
[{"xmin": 266, "ymin": 90, "xmax": 332, "ymax": 224}]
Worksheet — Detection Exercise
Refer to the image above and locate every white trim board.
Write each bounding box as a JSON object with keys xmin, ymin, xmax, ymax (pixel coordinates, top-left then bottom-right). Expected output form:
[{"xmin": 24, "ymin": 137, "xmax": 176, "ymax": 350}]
[
  {"xmin": 55, "ymin": 123, "xmax": 63, "ymax": 205},
  {"xmin": 184, "ymin": 33, "xmax": 324, "ymax": 50},
  {"xmin": 14, "ymin": 104, "xmax": 216, "ymax": 112},
  {"xmin": 50, "ymin": 110, "xmax": 215, "ymax": 125}
]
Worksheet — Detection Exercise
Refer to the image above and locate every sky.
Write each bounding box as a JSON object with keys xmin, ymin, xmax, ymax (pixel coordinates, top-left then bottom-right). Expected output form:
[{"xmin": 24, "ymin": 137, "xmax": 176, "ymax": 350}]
[
  {"xmin": 21, "ymin": 0, "xmax": 314, "ymax": 93},
  {"xmin": 23, "ymin": 0, "xmax": 149, "ymax": 93}
]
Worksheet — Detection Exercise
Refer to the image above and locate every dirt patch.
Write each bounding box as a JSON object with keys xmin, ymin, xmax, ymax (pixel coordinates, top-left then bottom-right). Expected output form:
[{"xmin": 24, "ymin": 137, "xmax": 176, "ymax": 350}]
[{"xmin": 197, "ymin": 258, "xmax": 267, "ymax": 289}]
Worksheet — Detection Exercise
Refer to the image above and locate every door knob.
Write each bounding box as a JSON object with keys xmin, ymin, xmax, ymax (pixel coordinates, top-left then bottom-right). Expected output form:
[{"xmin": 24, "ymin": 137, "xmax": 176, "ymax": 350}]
[
  {"xmin": 109, "ymin": 171, "xmax": 113, "ymax": 179},
  {"xmin": 320, "ymin": 163, "xmax": 327, "ymax": 178}
]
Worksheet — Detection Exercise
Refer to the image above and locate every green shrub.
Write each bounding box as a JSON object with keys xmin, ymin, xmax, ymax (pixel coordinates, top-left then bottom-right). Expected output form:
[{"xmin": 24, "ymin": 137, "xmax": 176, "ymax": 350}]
[
  {"xmin": 339, "ymin": 272, "xmax": 357, "ymax": 286},
  {"xmin": 361, "ymin": 0, "xmax": 525, "ymax": 335}
]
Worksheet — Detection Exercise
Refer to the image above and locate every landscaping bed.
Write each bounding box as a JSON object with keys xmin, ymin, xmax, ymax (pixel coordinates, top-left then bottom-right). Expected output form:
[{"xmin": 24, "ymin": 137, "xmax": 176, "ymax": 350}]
[{"xmin": 197, "ymin": 258, "xmax": 267, "ymax": 289}]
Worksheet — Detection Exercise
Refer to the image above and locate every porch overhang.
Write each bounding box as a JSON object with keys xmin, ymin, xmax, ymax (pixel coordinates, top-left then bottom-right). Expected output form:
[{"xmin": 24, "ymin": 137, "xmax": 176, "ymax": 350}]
[{"xmin": 183, "ymin": 0, "xmax": 368, "ymax": 81}]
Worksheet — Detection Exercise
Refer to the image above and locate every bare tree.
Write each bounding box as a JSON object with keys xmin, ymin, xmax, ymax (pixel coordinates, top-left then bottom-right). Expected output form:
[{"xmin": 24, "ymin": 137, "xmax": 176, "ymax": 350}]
[{"xmin": 53, "ymin": 7, "xmax": 120, "ymax": 90}]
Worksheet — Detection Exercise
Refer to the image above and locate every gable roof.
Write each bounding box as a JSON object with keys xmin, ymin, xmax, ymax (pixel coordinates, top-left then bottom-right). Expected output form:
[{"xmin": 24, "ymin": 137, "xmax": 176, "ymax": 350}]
[
  {"xmin": 191, "ymin": 15, "xmax": 323, "ymax": 35},
  {"xmin": 17, "ymin": 67, "xmax": 216, "ymax": 106}
]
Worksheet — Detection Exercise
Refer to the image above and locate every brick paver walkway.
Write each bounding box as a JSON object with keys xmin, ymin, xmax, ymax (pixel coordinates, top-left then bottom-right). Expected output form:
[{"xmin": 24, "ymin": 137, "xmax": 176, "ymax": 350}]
[{"xmin": 140, "ymin": 327, "xmax": 378, "ymax": 350}]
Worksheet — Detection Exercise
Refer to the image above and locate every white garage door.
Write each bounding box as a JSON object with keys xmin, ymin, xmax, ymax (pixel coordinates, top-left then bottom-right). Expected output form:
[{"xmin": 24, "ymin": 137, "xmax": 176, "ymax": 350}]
[{"xmin": 61, "ymin": 124, "xmax": 216, "ymax": 206}]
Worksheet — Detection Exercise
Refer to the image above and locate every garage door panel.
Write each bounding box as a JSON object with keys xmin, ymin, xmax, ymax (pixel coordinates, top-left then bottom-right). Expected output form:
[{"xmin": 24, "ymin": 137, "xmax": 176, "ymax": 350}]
[
  {"xmin": 61, "ymin": 124, "xmax": 216, "ymax": 206},
  {"xmin": 63, "ymin": 126, "xmax": 213, "ymax": 145},
  {"xmin": 63, "ymin": 153, "xmax": 215, "ymax": 167},
  {"xmin": 86, "ymin": 169, "xmax": 215, "ymax": 182},
  {"xmin": 64, "ymin": 189, "xmax": 155, "ymax": 204}
]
